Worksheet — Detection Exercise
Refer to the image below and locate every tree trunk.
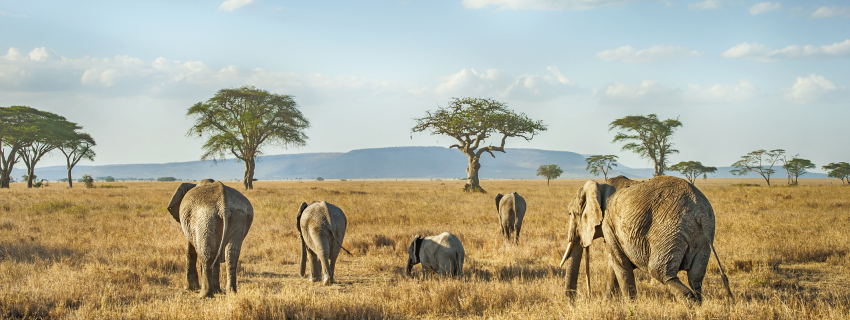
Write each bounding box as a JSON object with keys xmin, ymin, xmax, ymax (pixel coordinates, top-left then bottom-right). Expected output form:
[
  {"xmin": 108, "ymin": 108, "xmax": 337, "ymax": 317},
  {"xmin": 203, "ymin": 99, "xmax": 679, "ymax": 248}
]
[
  {"xmin": 67, "ymin": 167, "xmax": 73, "ymax": 188},
  {"xmin": 0, "ymin": 150, "xmax": 18, "ymax": 189},
  {"xmin": 547, "ymin": 178, "xmax": 550, "ymax": 186},
  {"xmin": 26, "ymin": 166, "xmax": 34, "ymax": 188},
  {"xmin": 243, "ymin": 157, "xmax": 255, "ymax": 190},
  {"xmin": 463, "ymin": 156, "xmax": 485, "ymax": 193}
]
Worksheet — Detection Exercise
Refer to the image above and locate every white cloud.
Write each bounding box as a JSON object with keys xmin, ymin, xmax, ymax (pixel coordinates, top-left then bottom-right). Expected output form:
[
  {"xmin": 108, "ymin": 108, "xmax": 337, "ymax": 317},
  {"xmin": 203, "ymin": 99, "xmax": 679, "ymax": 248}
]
[
  {"xmin": 433, "ymin": 66, "xmax": 575, "ymax": 102},
  {"xmin": 596, "ymin": 45, "xmax": 705, "ymax": 63},
  {"xmin": 721, "ymin": 39, "xmax": 850, "ymax": 61},
  {"xmin": 461, "ymin": 0, "xmax": 630, "ymax": 11},
  {"xmin": 3, "ymin": 48, "xmax": 24, "ymax": 61},
  {"xmin": 811, "ymin": 6, "xmax": 850, "ymax": 18},
  {"xmin": 783, "ymin": 74, "xmax": 845, "ymax": 104},
  {"xmin": 28, "ymin": 47, "xmax": 59, "ymax": 61},
  {"xmin": 686, "ymin": 79, "xmax": 761, "ymax": 102},
  {"xmin": 599, "ymin": 79, "xmax": 761, "ymax": 105},
  {"xmin": 749, "ymin": 2, "xmax": 781, "ymax": 15},
  {"xmin": 0, "ymin": 10, "xmax": 26, "ymax": 18},
  {"xmin": 218, "ymin": 0, "xmax": 256, "ymax": 12},
  {"xmin": 688, "ymin": 0, "xmax": 719, "ymax": 10}
]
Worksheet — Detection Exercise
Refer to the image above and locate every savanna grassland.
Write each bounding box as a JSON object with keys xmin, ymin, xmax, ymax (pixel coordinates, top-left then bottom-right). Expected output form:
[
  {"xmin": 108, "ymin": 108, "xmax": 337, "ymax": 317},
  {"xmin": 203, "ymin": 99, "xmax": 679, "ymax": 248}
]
[{"xmin": 2, "ymin": 178, "xmax": 850, "ymax": 319}]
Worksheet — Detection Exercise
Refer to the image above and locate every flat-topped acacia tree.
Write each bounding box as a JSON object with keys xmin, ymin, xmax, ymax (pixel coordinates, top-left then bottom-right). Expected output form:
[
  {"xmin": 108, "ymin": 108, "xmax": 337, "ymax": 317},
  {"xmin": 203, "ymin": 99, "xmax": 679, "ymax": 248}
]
[{"xmin": 412, "ymin": 97, "xmax": 547, "ymax": 193}]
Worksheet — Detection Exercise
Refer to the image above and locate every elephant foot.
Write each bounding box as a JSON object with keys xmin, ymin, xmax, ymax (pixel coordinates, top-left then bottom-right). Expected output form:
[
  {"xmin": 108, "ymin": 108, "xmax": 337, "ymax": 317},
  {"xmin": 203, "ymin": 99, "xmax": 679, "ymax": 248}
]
[
  {"xmin": 308, "ymin": 277, "xmax": 320, "ymax": 283},
  {"xmin": 198, "ymin": 286, "xmax": 223, "ymax": 298},
  {"xmin": 323, "ymin": 276, "xmax": 334, "ymax": 286},
  {"xmin": 565, "ymin": 289, "xmax": 578, "ymax": 300},
  {"xmin": 185, "ymin": 283, "xmax": 201, "ymax": 292}
]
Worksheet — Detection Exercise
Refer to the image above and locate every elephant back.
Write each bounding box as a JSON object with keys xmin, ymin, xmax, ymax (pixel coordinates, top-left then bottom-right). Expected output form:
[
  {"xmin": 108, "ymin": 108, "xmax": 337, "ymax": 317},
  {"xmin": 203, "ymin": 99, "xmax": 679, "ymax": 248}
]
[{"xmin": 300, "ymin": 201, "xmax": 347, "ymax": 234}]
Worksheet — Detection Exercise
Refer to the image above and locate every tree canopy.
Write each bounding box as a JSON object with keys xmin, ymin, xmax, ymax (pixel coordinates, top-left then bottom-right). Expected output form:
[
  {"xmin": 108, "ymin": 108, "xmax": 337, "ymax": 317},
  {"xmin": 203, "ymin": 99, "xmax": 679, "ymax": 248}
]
[
  {"xmin": 730, "ymin": 149, "xmax": 785, "ymax": 186},
  {"xmin": 17, "ymin": 109, "xmax": 81, "ymax": 188},
  {"xmin": 669, "ymin": 161, "xmax": 717, "ymax": 184},
  {"xmin": 823, "ymin": 162, "xmax": 850, "ymax": 185},
  {"xmin": 58, "ymin": 132, "xmax": 96, "ymax": 188},
  {"xmin": 609, "ymin": 114, "xmax": 682, "ymax": 177},
  {"xmin": 585, "ymin": 155, "xmax": 618, "ymax": 180},
  {"xmin": 536, "ymin": 164, "xmax": 563, "ymax": 186},
  {"xmin": 187, "ymin": 86, "xmax": 310, "ymax": 190},
  {"xmin": 412, "ymin": 97, "xmax": 546, "ymax": 192},
  {"xmin": 783, "ymin": 158, "xmax": 815, "ymax": 185}
]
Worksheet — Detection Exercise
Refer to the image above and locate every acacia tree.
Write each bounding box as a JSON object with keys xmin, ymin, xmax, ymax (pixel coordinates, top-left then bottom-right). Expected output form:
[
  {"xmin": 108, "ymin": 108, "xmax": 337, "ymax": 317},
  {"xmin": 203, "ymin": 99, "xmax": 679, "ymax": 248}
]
[
  {"xmin": 730, "ymin": 149, "xmax": 785, "ymax": 186},
  {"xmin": 1, "ymin": 106, "xmax": 46, "ymax": 188},
  {"xmin": 669, "ymin": 161, "xmax": 717, "ymax": 184},
  {"xmin": 17, "ymin": 111, "xmax": 80, "ymax": 188},
  {"xmin": 609, "ymin": 114, "xmax": 682, "ymax": 177},
  {"xmin": 823, "ymin": 162, "xmax": 850, "ymax": 185},
  {"xmin": 585, "ymin": 155, "xmax": 618, "ymax": 180},
  {"xmin": 783, "ymin": 158, "xmax": 815, "ymax": 185},
  {"xmin": 188, "ymin": 86, "xmax": 310, "ymax": 190},
  {"xmin": 536, "ymin": 164, "xmax": 563, "ymax": 186},
  {"xmin": 58, "ymin": 132, "xmax": 96, "ymax": 188},
  {"xmin": 412, "ymin": 97, "xmax": 546, "ymax": 193}
]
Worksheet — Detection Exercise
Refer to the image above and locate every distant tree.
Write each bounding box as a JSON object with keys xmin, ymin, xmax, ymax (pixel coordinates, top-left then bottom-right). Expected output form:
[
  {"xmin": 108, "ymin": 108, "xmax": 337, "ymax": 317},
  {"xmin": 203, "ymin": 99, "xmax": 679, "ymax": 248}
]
[
  {"xmin": 188, "ymin": 86, "xmax": 310, "ymax": 190},
  {"xmin": 412, "ymin": 97, "xmax": 547, "ymax": 193},
  {"xmin": 536, "ymin": 164, "xmax": 563, "ymax": 186},
  {"xmin": 730, "ymin": 149, "xmax": 785, "ymax": 186},
  {"xmin": 104, "ymin": 176, "xmax": 115, "ymax": 182},
  {"xmin": 58, "ymin": 132, "xmax": 96, "ymax": 188},
  {"xmin": 0, "ymin": 106, "xmax": 43, "ymax": 188},
  {"xmin": 585, "ymin": 155, "xmax": 619, "ymax": 180},
  {"xmin": 782, "ymin": 158, "xmax": 815, "ymax": 185},
  {"xmin": 58, "ymin": 178, "xmax": 68, "ymax": 183},
  {"xmin": 316, "ymin": 177, "xmax": 324, "ymax": 181},
  {"xmin": 669, "ymin": 161, "xmax": 717, "ymax": 184},
  {"xmin": 609, "ymin": 114, "xmax": 682, "ymax": 177},
  {"xmin": 82, "ymin": 174, "xmax": 94, "ymax": 188},
  {"xmin": 822, "ymin": 162, "xmax": 850, "ymax": 185},
  {"xmin": 157, "ymin": 177, "xmax": 177, "ymax": 182},
  {"xmin": 17, "ymin": 110, "xmax": 80, "ymax": 188}
]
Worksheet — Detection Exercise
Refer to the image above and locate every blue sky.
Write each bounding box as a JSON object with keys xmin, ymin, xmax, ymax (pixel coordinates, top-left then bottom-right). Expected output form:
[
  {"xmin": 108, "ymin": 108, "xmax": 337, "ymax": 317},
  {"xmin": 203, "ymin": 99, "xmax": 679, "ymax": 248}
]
[{"xmin": 1, "ymin": 0, "xmax": 849, "ymax": 172}]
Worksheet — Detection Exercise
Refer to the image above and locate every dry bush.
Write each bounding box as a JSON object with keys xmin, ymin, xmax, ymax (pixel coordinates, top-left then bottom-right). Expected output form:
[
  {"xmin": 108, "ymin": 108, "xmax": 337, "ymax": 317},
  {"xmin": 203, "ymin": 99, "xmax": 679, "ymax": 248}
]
[{"xmin": 1, "ymin": 178, "xmax": 850, "ymax": 319}]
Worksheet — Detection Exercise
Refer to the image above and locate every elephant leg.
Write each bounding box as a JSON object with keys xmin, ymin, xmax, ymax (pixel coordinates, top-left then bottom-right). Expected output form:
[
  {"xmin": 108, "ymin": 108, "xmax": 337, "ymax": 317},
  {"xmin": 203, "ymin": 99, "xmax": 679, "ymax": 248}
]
[
  {"xmin": 514, "ymin": 222, "xmax": 522, "ymax": 244},
  {"xmin": 663, "ymin": 277, "xmax": 698, "ymax": 304},
  {"xmin": 605, "ymin": 255, "xmax": 620, "ymax": 300},
  {"xmin": 606, "ymin": 244, "xmax": 637, "ymax": 301},
  {"xmin": 185, "ymin": 242, "xmax": 200, "ymax": 291},
  {"xmin": 686, "ymin": 249, "xmax": 711, "ymax": 304},
  {"xmin": 307, "ymin": 250, "xmax": 320, "ymax": 282},
  {"xmin": 224, "ymin": 240, "xmax": 244, "ymax": 294},
  {"xmin": 198, "ymin": 254, "xmax": 222, "ymax": 298},
  {"xmin": 329, "ymin": 238, "xmax": 342, "ymax": 284},
  {"xmin": 319, "ymin": 235, "xmax": 333, "ymax": 286}
]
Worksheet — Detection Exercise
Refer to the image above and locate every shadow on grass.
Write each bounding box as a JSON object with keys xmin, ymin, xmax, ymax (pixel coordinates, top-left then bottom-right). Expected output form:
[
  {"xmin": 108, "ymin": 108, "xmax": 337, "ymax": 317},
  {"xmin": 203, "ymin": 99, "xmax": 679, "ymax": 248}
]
[{"xmin": 0, "ymin": 241, "xmax": 78, "ymax": 263}]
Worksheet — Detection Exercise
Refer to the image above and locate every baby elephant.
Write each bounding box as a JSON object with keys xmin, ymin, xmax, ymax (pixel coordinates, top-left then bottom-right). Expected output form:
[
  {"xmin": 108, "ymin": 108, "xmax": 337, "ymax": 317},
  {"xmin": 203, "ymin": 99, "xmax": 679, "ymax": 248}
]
[
  {"xmin": 495, "ymin": 192, "xmax": 526, "ymax": 244},
  {"xmin": 297, "ymin": 201, "xmax": 348, "ymax": 286},
  {"xmin": 406, "ymin": 232, "xmax": 465, "ymax": 277}
]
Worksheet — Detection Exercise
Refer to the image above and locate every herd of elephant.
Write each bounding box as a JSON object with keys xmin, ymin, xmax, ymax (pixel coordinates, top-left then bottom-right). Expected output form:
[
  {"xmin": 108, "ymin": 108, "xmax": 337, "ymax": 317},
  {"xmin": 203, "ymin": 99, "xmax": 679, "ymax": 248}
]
[{"xmin": 165, "ymin": 176, "xmax": 734, "ymax": 305}]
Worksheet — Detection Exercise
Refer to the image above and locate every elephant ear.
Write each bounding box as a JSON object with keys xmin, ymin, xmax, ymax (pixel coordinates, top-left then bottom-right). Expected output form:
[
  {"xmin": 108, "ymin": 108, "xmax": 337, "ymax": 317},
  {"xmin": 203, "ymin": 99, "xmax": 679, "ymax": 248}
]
[
  {"xmin": 166, "ymin": 183, "xmax": 197, "ymax": 223},
  {"xmin": 495, "ymin": 194, "xmax": 504, "ymax": 212},
  {"xmin": 412, "ymin": 235, "xmax": 424, "ymax": 263},
  {"xmin": 579, "ymin": 181, "xmax": 604, "ymax": 247},
  {"xmin": 297, "ymin": 202, "xmax": 309, "ymax": 235}
]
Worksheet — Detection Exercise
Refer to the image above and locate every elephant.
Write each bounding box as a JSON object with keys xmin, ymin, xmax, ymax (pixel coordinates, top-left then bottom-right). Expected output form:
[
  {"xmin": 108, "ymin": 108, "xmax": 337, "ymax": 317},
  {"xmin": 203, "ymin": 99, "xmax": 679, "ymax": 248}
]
[
  {"xmin": 559, "ymin": 176, "xmax": 732, "ymax": 304},
  {"xmin": 495, "ymin": 192, "xmax": 526, "ymax": 244},
  {"xmin": 406, "ymin": 232, "xmax": 465, "ymax": 277},
  {"xmin": 297, "ymin": 201, "xmax": 348, "ymax": 286},
  {"xmin": 166, "ymin": 179, "xmax": 253, "ymax": 298}
]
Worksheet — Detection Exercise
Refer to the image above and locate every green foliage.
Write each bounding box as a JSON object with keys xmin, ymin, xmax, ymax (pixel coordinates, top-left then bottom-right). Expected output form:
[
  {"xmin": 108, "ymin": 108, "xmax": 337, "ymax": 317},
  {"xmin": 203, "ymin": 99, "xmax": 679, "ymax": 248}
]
[
  {"xmin": 59, "ymin": 178, "xmax": 68, "ymax": 183},
  {"xmin": 823, "ymin": 162, "xmax": 850, "ymax": 185},
  {"xmin": 536, "ymin": 164, "xmax": 563, "ymax": 186},
  {"xmin": 669, "ymin": 161, "xmax": 717, "ymax": 184},
  {"xmin": 58, "ymin": 131, "xmax": 96, "ymax": 188},
  {"xmin": 609, "ymin": 114, "xmax": 682, "ymax": 177},
  {"xmin": 33, "ymin": 179, "xmax": 49, "ymax": 188},
  {"xmin": 156, "ymin": 177, "xmax": 177, "ymax": 182},
  {"xmin": 585, "ymin": 155, "xmax": 618, "ymax": 180},
  {"xmin": 104, "ymin": 176, "xmax": 115, "ymax": 182},
  {"xmin": 187, "ymin": 86, "xmax": 310, "ymax": 190},
  {"xmin": 316, "ymin": 177, "xmax": 325, "ymax": 181},
  {"xmin": 783, "ymin": 158, "xmax": 815, "ymax": 185},
  {"xmin": 82, "ymin": 174, "xmax": 94, "ymax": 188},
  {"xmin": 731, "ymin": 149, "xmax": 785, "ymax": 186}
]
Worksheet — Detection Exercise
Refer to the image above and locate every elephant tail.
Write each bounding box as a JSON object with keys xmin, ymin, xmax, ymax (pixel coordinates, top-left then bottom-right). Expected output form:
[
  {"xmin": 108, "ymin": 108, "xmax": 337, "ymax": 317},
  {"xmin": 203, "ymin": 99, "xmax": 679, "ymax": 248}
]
[
  {"xmin": 709, "ymin": 242, "xmax": 734, "ymax": 302},
  {"xmin": 214, "ymin": 210, "xmax": 236, "ymax": 264}
]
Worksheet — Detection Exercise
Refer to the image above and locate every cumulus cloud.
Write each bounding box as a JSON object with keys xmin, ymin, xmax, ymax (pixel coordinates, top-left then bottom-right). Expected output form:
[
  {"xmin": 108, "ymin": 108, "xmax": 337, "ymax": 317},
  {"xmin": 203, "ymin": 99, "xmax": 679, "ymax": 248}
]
[
  {"xmin": 811, "ymin": 6, "xmax": 850, "ymax": 18},
  {"xmin": 598, "ymin": 79, "xmax": 761, "ymax": 106},
  {"xmin": 783, "ymin": 74, "xmax": 846, "ymax": 104},
  {"xmin": 596, "ymin": 45, "xmax": 705, "ymax": 63},
  {"xmin": 688, "ymin": 0, "xmax": 719, "ymax": 10},
  {"xmin": 218, "ymin": 0, "xmax": 256, "ymax": 12},
  {"xmin": 460, "ymin": 0, "xmax": 630, "ymax": 11},
  {"xmin": 433, "ymin": 66, "xmax": 575, "ymax": 102},
  {"xmin": 749, "ymin": 2, "xmax": 781, "ymax": 15},
  {"xmin": 721, "ymin": 39, "xmax": 850, "ymax": 61}
]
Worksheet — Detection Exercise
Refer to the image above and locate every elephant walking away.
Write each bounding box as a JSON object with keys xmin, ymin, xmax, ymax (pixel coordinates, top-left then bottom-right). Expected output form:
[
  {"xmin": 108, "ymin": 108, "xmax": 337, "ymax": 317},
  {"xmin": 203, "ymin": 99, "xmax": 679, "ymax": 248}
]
[
  {"xmin": 495, "ymin": 192, "xmax": 526, "ymax": 244},
  {"xmin": 559, "ymin": 176, "xmax": 732, "ymax": 304},
  {"xmin": 298, "ymin": 201, "xmax": 348, "ymax": 286},
  {"xmin": 167, "ymin": 179, "xmax": 254, "ymax": 298},
  {"xmin": 407, "ymin": 232, "xmax": 465, "ymax": 277}
]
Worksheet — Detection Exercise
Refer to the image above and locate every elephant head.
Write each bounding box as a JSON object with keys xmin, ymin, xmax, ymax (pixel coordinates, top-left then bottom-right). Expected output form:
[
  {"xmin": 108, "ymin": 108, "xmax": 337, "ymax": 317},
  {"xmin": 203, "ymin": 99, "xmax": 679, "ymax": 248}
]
[
  {"xmin": 406, "ymin": 235, "xmax": 424, "ymax": 276},
  {"xmin": 560, "ymin": 181, "xmax": 613, "ymax": 297},
  {"xmin": 167, "ymin": 183, "xmax": 197, "ymax": 223}
]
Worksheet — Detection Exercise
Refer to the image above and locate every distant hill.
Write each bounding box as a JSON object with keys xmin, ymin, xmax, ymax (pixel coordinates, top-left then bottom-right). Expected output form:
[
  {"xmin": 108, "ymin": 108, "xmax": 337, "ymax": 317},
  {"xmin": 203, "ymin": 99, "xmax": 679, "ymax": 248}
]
[{"xmin": 12, "ymin": 146, "xmax": 827, "ymax": 181}]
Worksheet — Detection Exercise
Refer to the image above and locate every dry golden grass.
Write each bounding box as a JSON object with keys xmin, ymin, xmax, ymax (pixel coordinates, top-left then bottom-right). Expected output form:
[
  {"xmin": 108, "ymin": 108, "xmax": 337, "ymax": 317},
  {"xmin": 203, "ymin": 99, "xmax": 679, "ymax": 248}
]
[{"xmin": 2, "ymin": 178, "xmax": 850, "ymax": 319}]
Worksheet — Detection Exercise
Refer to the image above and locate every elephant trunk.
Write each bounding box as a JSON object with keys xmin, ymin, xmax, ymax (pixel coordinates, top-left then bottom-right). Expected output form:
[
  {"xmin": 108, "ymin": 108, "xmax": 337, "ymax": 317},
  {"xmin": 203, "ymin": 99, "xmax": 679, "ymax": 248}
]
[{"xmin": 562, "ymin": 240, "xmax": 583, "ymax": 298}]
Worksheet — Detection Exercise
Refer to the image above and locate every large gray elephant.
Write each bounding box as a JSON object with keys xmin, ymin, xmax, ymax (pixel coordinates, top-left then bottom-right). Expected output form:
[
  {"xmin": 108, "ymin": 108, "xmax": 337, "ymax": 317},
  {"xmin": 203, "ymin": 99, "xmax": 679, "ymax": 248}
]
[
  {"xmin": 495, "ymin": 192, "xmax": 526, "ymax": 244},
  {"xmin": 297, "ymin": 201, "xmax": 348, "ymax": 286},
  {"xmin": 406, "ymin": 232, "xmax": 465, "ymax": 277},
  {"xmin": 559, "ymin": 176, "xmax": 732, "ymax": 304},
  {"xmin": 167, "ymin": 179, "xmax": 253, "ymax": 298}
]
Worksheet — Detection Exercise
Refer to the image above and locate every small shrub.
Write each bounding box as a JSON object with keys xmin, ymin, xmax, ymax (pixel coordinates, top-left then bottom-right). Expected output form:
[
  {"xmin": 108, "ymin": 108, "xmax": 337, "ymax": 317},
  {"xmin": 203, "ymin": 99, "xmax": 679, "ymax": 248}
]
[
  {"xmin": 316, "ymin": 177, "xmax": 324, "ymax": 181},
  {"xmin": 104, "ymin": 176, "xmax": 115, "ymax": 182},
  {"xmin": 82, "ymin": 175, "xmax": 94, "ymax": 188},
  {"xmin": 156, "ymin": 177, "xmax": 177, "ymax": 182}
]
